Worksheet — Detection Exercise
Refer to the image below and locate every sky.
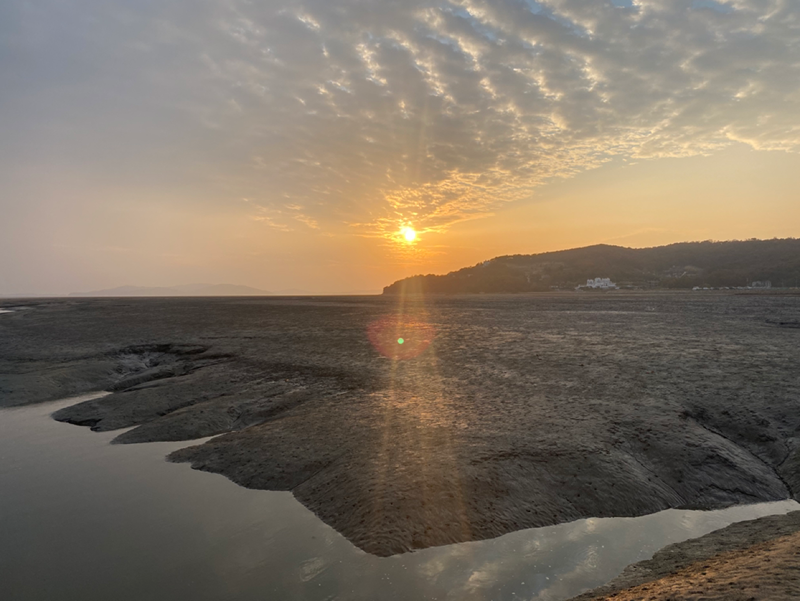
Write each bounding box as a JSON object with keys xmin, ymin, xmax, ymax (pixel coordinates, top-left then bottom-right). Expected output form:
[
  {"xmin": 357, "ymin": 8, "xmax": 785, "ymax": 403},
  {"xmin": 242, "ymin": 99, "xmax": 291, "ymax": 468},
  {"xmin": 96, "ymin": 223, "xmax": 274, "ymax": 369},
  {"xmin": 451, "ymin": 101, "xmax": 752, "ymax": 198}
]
[{"xmin": 1, "ymin": 0, "xmax": 799, "ymax": 295}]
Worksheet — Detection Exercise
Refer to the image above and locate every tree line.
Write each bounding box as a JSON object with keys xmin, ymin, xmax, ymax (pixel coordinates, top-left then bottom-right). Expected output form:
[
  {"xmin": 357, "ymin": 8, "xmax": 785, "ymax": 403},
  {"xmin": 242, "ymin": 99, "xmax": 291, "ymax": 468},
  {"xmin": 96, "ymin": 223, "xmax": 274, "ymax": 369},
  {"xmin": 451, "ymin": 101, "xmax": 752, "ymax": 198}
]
[{"xmin": 383, "ymin": 239, "xmax": 800, "ymax": 294}]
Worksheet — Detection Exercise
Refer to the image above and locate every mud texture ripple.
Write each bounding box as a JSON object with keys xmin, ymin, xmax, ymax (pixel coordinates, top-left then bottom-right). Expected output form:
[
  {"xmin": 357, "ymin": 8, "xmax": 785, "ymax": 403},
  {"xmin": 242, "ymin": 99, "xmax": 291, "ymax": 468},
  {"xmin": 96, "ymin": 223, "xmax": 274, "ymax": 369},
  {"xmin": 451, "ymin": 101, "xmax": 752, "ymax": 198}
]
[{"xmin": 1, "ymin": 293, "xmax": 799, "ymax": 556}]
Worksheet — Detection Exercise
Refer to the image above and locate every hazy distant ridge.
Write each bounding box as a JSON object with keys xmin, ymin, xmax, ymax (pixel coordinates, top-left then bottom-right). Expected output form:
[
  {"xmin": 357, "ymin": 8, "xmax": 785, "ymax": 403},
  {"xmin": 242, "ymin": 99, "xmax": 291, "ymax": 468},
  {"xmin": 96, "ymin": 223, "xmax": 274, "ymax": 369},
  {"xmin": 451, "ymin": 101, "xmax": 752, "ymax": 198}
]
[
  {"xmin": 384, "ymin": 239, "xmax": 800, "ymax": 294},
  {"xmin": 70, "ymin": 284, "xmax": 272, "ymax": 297}
]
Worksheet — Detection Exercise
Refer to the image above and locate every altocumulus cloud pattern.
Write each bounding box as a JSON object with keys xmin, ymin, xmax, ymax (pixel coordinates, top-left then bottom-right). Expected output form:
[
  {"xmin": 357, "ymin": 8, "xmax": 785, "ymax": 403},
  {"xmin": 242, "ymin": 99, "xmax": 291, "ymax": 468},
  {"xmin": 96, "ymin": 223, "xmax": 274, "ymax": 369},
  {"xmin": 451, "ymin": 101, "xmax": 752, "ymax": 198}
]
[{"xmin": 3, "ymin": 0, "xmax": 799, "ymax": 237}]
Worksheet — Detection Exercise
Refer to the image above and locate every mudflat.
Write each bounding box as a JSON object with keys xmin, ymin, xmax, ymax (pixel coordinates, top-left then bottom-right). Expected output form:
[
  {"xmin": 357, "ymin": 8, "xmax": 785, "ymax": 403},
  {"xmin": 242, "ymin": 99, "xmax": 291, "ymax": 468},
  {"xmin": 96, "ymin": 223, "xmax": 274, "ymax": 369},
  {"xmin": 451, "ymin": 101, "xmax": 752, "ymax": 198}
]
[{"xmin": 1, "ymin": 293, "xmax": 799, "ymax": 556}]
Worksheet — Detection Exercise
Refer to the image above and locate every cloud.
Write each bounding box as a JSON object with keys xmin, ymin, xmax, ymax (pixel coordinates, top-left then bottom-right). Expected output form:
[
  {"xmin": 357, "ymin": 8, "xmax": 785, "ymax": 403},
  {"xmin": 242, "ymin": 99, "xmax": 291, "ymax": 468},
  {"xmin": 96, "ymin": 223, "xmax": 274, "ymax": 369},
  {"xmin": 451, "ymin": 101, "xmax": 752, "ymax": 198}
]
[{"xmin": 3, "ymin": 0, "xmax": 799, "ymax": 242}]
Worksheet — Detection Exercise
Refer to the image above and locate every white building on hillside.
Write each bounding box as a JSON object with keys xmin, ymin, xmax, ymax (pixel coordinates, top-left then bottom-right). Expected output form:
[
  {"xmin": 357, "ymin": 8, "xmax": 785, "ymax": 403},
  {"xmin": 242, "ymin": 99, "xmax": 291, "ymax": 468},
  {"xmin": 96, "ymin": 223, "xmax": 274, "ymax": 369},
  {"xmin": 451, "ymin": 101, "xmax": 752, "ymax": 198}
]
[{"xmin": 578, "ymin": 277, "xmax": 618, "ymax": 290}]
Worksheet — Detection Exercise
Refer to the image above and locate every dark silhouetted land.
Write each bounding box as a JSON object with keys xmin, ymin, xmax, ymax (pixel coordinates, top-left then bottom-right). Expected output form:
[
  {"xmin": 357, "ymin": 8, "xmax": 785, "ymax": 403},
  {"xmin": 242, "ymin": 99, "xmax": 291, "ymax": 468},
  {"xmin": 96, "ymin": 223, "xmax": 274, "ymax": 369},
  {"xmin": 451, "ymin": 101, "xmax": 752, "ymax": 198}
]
[{"xmin": 384, "ymin": 238, "xmax": 800, "ymax": 294}]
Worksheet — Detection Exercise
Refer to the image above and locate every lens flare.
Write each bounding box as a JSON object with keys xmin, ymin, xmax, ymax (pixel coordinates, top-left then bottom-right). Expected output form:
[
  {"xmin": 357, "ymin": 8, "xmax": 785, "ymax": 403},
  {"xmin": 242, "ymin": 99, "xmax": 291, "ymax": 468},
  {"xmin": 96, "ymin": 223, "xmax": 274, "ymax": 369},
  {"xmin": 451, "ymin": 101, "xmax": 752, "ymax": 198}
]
[{"xmin": 367, "ymin": 316, "xmax": 435, "ymax": 360}]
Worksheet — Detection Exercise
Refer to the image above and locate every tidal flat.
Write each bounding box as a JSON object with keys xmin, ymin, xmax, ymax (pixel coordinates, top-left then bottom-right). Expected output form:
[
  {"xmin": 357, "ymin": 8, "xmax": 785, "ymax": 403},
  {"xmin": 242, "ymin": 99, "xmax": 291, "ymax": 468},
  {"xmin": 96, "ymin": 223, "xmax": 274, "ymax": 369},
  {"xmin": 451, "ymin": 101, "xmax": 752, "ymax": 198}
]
[
  {"xmin": 1, "ymin": 292, "xmax": 799, "ymax": 560},
  {"xmin": 3, "ymin": 393, "xmax": 797, "ymax": 601}
]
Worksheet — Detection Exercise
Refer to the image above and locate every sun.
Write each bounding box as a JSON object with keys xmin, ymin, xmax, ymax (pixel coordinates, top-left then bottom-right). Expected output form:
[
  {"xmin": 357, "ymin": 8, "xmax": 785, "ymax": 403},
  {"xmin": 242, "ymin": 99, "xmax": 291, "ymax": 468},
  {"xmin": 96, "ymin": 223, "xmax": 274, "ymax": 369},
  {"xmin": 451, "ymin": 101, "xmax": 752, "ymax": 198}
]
[{"xmin": 401, "ymin": 227, "xmax": 417, "ymax": 242}]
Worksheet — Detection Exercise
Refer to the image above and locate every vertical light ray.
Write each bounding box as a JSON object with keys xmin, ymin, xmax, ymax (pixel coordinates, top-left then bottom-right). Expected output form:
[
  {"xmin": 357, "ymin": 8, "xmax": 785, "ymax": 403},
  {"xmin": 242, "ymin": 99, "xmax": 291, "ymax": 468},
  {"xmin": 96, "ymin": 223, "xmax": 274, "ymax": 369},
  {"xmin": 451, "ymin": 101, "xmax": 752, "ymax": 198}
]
[{"xmin": 369, "ymin": 282, "xmax": 474, "ymax": 551}]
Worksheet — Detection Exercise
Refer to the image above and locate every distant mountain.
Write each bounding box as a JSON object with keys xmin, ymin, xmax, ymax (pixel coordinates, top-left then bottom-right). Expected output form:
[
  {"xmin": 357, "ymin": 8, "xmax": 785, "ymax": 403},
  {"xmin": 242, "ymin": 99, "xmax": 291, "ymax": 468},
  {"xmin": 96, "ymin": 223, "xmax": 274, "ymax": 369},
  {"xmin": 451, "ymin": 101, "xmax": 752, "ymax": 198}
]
[
  {"xmin": 70, "ymin": 283, "xmax": 272, "ymax": 297},
  {"xmin": 383, "ymin": 239, "xmax": 800, "ymax": 295}
]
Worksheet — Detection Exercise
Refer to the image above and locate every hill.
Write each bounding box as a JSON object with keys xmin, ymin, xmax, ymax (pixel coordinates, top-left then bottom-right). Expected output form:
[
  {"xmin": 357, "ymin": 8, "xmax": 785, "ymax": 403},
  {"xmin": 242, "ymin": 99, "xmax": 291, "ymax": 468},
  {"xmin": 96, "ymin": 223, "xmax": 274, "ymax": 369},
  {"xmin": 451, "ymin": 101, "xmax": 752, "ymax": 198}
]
[
  {"xmin": 70, "ymin": 283, "xmax": 271, "ymax": 297},
  {"xmin": 383, "ymin": 239, "xmax": 800, "ymax": 295}
]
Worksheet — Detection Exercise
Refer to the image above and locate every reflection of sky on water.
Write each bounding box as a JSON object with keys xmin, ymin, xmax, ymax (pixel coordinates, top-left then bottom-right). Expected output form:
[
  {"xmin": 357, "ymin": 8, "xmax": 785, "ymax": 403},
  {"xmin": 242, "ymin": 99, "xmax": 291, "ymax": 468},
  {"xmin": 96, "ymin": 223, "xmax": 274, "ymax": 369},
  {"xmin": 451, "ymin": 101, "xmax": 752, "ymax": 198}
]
[
  {"xmin": 0, "ymin": 308, "xmax": 13, "ymax": 314},
  {"xmin": 1, "ymin": 395, "xmax": 798, "ymax": 601}
]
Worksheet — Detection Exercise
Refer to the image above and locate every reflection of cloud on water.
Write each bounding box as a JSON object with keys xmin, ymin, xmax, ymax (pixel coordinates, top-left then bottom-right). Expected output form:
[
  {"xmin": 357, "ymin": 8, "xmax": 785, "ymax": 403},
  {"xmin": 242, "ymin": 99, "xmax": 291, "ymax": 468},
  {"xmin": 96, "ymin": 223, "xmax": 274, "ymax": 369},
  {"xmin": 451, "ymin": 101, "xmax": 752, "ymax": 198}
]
[
  {"xmin": 395, "ymin": 500, "xmax": 799, "ymax": 601},
  {"xmin": 4, "ymin": 397, "xmax": 799, "ymax": 601},
  {"xmin": 298, "ymin": 556, "xmax": 328, "ymax": 583}
]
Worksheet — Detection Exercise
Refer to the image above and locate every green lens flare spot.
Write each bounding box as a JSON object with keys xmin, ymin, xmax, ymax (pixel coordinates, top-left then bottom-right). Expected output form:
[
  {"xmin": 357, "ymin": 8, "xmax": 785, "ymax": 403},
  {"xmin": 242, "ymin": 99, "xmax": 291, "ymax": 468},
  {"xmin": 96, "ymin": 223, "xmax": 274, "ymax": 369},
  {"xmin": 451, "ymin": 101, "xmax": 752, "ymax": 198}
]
[{"xmin": 397, "ymin": 338, "xmax": 405, "ymax": 345}]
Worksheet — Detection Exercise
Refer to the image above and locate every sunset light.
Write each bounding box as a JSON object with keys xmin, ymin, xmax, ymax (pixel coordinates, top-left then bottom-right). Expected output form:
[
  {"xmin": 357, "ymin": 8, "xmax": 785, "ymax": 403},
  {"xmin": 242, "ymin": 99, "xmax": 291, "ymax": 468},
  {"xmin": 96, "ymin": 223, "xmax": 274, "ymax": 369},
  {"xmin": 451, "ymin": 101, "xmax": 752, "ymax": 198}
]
[
  {"xmin": 401, "ymin": 227, "xmax": 417, "ymax": 243},
  {"xmin": 4, "ymin": 0, "xmax": 800, "ymax": 597}
]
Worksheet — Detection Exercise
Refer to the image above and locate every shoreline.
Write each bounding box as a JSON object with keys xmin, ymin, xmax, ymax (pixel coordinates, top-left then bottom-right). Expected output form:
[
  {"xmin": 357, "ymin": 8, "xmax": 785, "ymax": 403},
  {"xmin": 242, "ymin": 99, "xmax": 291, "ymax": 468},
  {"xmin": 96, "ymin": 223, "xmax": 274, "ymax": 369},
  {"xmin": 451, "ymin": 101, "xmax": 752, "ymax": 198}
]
[
  {"xmin": 571, "ymin": 510, "xmax": 800, "ymax": 599},
  {"xmin": 3, "ymin": 398, "xmax": 795, "ymax": 600}
]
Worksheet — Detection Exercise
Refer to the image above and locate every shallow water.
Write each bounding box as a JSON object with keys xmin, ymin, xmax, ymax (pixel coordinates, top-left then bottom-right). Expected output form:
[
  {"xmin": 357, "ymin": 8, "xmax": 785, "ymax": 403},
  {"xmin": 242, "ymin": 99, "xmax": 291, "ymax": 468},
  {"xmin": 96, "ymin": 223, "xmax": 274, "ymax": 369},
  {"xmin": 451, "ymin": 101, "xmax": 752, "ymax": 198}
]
[{"xmin": 1, "ymin": 394, "xmax": 797, "ymax": 601}]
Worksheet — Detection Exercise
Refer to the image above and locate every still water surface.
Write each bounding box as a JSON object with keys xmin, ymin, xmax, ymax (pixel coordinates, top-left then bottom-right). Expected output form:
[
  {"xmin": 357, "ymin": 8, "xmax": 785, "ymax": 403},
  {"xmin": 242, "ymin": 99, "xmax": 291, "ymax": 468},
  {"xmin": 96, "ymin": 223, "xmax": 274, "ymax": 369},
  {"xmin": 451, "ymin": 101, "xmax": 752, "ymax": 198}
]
[{"xmin": 1, "ymin": 393, "xmax": 797, "ymax": 601}]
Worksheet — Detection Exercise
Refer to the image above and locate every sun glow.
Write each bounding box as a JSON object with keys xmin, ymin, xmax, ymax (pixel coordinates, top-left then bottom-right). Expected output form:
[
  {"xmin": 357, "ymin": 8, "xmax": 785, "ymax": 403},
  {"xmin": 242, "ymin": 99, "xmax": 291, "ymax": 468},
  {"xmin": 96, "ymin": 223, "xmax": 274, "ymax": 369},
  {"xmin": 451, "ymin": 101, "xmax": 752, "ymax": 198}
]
[{"xmin": 401, "ymin": 227, "xmax": 417, "ymax": 242}]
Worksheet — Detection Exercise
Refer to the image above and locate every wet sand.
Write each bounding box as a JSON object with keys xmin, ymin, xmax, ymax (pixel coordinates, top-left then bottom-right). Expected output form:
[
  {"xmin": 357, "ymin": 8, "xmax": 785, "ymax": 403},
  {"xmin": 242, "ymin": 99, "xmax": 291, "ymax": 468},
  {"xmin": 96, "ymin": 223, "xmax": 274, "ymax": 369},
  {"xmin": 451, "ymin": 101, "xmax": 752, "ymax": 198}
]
[
  {"xmin": 1, "ymin": 293, "xmax": 799, "ymax": 556},
  {"xmin": 572, "ymin": 510, "xmax": 800, "ymax": 600}
]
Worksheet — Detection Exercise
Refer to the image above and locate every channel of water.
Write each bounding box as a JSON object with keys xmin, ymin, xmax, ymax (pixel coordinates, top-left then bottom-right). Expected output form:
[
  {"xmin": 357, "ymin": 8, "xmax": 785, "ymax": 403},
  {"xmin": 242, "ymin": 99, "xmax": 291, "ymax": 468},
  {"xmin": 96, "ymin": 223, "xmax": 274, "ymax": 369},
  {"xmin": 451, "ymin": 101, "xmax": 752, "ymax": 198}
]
[{"xmin": 1, "ymin": 393, "xmax": 797, "ymax": 601}]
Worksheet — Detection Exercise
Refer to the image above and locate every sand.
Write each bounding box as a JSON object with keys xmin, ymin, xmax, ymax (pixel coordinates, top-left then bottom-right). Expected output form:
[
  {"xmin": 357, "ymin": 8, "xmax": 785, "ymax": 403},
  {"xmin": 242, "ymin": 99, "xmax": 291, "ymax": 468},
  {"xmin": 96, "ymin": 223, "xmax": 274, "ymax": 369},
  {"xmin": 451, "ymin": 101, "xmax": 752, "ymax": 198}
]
[{"xmin": 572, "ymin": 510, "xmax": 800, "ymax": 600}]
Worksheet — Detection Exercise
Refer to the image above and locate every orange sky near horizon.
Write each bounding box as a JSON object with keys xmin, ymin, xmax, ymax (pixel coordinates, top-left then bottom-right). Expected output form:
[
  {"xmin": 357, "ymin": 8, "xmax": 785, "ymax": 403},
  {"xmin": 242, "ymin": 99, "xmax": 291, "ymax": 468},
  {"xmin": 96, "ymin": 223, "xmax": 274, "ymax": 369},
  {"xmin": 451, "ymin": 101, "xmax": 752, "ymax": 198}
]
[
  {"xmin": 5, "ymin": 142, "xmax": 797, "ymax": 296},
  {"xmin": 2, "ymin": 0, "xmax": 799, "ymax": 295}
]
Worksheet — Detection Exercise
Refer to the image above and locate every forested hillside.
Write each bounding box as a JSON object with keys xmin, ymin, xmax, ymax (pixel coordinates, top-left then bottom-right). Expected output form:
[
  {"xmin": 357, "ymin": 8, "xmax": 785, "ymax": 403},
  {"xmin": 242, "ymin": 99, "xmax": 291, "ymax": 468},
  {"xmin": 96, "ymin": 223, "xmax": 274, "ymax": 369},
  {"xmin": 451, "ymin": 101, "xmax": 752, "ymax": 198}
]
[{"xmin": 383, "ymin": 239, "xmax": 800, "ymax": 294}]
